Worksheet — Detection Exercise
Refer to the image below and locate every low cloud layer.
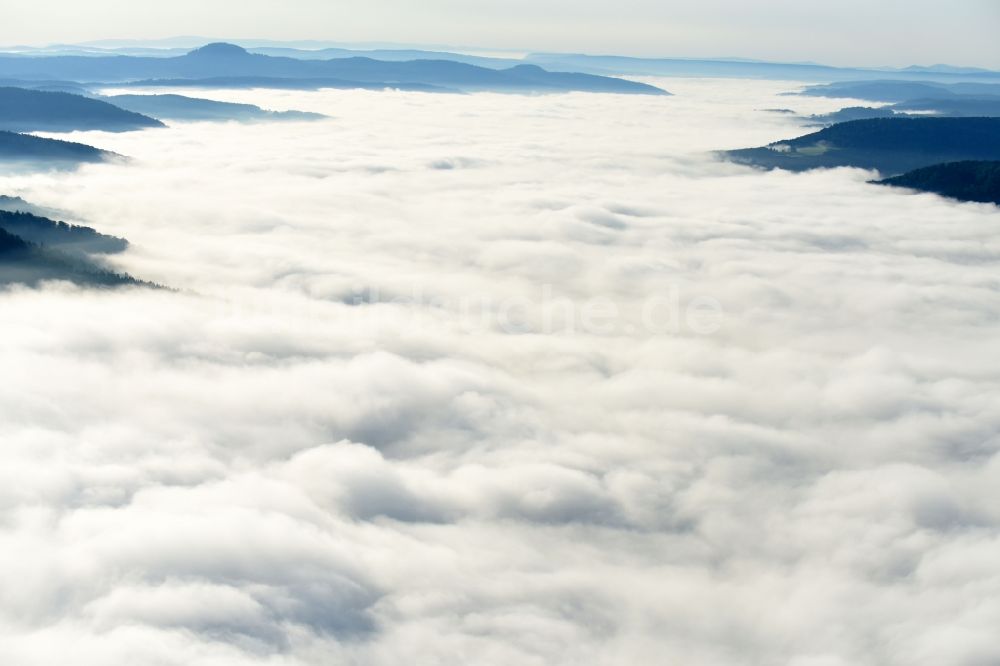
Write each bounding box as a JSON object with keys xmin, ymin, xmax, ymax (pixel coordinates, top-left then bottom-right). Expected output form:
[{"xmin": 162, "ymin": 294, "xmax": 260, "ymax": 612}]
[{"xmin": 1, "ymin": 79, "xmax": 999, "ymax": 665}]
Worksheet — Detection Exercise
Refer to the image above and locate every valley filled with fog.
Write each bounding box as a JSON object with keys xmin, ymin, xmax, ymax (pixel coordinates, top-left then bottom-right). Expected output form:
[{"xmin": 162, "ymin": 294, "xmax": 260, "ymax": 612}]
[{"xmin": 2, "ymin": 79, "xmax": 999, "ymax": 665}]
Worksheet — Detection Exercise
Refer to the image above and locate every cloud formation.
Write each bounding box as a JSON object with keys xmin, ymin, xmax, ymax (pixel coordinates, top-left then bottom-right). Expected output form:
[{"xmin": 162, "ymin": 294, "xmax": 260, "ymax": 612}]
[{"xmin": 1, "ymin": 79, "xmax": 999, "ymax": 665}]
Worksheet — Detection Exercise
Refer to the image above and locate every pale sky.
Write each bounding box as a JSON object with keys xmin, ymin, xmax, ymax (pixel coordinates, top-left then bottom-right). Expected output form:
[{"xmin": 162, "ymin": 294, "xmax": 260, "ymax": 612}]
[{"xmin": 3, "ymin": 0, "xmax": 1000, "ymax": 68}]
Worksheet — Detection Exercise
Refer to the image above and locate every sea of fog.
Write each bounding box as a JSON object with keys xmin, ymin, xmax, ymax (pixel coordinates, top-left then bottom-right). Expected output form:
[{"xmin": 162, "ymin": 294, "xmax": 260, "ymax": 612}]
[{"xmin": 1, "ymin": 79, "xmax": 999, "ymax": 665}]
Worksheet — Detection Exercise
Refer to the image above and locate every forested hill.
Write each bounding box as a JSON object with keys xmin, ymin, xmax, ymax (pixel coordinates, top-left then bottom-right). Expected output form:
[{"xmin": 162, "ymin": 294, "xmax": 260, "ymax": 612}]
[
  {"xmin": 0, "ymin": 203, "xmax": 147, "ymax": 286},
  {"xmin": 0, "ymin": 209, "xmax": 129, "ymax": 254},
  {"xmin": 0, "ymin": 130, "xmax": 116, "ymax": 166},
  {"xmin": 0, "ymin": 87, "xmax": 163, "ymax": 132},
  {"xmin": 724, "ymin": 117, "xmax": 1000, "ymax": 176},
  {"xmin": 877, "ymin": 161, "xmax": 1000, "ymax": 205}
]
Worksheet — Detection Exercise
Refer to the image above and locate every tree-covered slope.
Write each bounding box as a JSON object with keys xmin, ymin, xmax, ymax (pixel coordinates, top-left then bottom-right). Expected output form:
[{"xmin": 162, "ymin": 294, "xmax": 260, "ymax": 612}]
[
  {"xmin": 808, "ymin": 97, "xmax": 1000, "ymax": 126},
  {"xmin": 723, "ymin": 117, "xmax": 1000, "ymax": 176},
  {"xmin": 0, "ymin": 209, "xmax": 128, "ymax": 254},
  {"xmin": 0, "ymin": 227, "xmax": 143, "ymax": 287},
  {"xmin": 876, "ymin": 161, "xmax": 1000, "ymax": 205},
  {"xmin": 0, "ymin": 87, "xmax": 164, "ymax": 132},
  {"xmin": 0, "ymin": 198, "xmax": 152, "ymax": 287},
  {"xmin": 0, "ymin": 130, "xmax": 117, "ymax": 166}
]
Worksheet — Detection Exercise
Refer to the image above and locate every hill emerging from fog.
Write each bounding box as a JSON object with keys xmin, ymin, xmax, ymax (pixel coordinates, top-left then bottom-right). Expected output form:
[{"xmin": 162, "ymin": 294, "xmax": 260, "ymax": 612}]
[
  {"xmin": 0, "ymin": 87, "xmax": 164, "ymax": 133},
  {"xmin": 0, "ymin": 200, "xmax": 155, "ymax": 287},
  {"xmin": 0, "ymin": 203, "xmax": 148, "ymax": 287},
  {"xmin": 0, "ymin": 130, "xmax": 117, "ymax": 167},
  {"xmin": 0, "ymin": 227, "xmax": 143, "ymax": 287},
  {"xmin": 724, "ymin": 117, "xmax": 1000, "ymax": 176},
  {"xmin": 876, "ymin": 161, "xmax": 1000, "ymax": 205},
  {"xmin": 103, "ymin": 94, "xmax": 326, "ymax": 122},
  {"xmin": 0, "ymin": 43, "xmax": 669, "ymax": 95},
  {"xmin": 806, "ymin": 106, "xmax": 900, "ymax": 125},
  {"xmin": 0, "ymin": 209, "xmax": 128, "ymax": 254},
  {"xmin": 0, "ymin": 195, "xmax": 53, "ymax": 215}
]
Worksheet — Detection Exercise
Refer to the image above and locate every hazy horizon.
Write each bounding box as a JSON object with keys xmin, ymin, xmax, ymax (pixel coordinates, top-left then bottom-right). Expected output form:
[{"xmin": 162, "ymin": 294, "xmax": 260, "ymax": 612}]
[
  {"xmin": 3, "ymin": 0, "xmax": 1000, "ymax": 69},
  {"xmin": 4, "ymin": 35, "xmax": 999, "ymax": 74}
]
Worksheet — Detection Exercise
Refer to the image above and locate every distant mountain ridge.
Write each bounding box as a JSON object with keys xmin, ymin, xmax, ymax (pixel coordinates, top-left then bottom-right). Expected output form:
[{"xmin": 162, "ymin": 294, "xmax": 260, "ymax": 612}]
[
  {"xmin": 0, "ymin": 43, "xmax": 668, "ymax": 95},
  {"xmin": 806, "ymin": 99, "xmax": 1000, "ymax": 125},
  {"xmin": 6, "ymin": 40, "xmax": 998, "ymax": 82},
  {"xmin": 521, "ymin": 53, "xmax": 1000, "ymax": 82},
  {"xmin": 103, "ymin": 76, "xmax": 457, "ymax": 93},
  {"xmin": 793, "ymin": 79, "xmax": 1000, "ymax": 126},
  {"xmin": 795, "ymin": 80, "xmax": 1000, "ymax": 102}
]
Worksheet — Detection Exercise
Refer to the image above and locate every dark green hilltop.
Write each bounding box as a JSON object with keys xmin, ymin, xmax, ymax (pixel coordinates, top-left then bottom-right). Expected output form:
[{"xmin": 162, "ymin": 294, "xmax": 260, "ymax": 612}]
[
  {"xmin": 876, "ymin": 161, "xmax": 1000, "ymax": 205},
  {"xmin": 0, "ymin": 203, "xmax": 151, "ymax": 287},
  {"xmin": 724, "ymin": 117, "xmax": 1000, "ymax": 176}
]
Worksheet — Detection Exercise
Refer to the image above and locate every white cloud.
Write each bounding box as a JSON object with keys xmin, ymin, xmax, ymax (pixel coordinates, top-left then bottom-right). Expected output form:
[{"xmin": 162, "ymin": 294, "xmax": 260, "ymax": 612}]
[{"xmin": 1, "ymin": 79, "xmax": 999, "ymax": 665}]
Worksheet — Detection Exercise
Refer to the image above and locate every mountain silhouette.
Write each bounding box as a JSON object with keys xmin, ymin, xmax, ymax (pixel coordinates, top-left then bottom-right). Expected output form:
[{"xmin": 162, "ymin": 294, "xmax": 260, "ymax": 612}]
[
  {"xmin": 0, "ymin": 43, "xmax": 669, "ymax": 95},
  {"xmin": 892, "ymin": 97, "xmax": 1000, "ymax": 117},
  {"xmin": 186, "ymin": 42, "xmax": 256, "ymax": 60},
  {"xmin": 105, "ymin": 76, "xmax": 455, "ymax": 93},
  {"xmin": 795, "ymin": 80, "xmax": 1000, "ymax": 102},
  {"xmin": 521, "ymin": 54, "xmax": 1000, "ymax": 83}
]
